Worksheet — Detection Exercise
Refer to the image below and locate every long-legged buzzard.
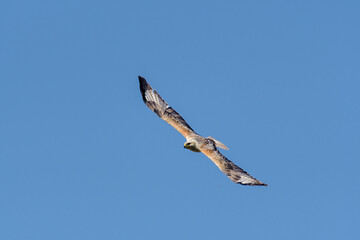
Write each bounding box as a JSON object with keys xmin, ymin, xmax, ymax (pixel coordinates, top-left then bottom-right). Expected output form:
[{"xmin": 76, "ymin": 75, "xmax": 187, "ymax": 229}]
[{"xmin": 139, "ymin": 76, "xmax": 267, "ymax": 186}]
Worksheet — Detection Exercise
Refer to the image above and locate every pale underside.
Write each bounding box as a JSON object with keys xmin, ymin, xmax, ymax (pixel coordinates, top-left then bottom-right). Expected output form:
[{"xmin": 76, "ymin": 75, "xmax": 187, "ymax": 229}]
[{"xmin": 139, "ymin": 76, "xmax": 267, "ymax": 186}]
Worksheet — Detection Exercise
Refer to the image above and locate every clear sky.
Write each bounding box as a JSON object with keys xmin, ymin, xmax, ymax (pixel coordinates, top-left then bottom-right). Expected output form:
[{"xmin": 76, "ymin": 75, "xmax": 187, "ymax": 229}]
[{"xmin": 1, "ymin": 0, "xmax": 359, "ymax": 239}]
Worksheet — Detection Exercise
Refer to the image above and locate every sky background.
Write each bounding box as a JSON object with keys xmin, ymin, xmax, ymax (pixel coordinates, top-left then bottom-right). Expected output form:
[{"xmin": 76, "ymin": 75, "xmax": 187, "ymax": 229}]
[{"xmin": 1, "ymin": 0, "xmax": 359, "ymax": 239}]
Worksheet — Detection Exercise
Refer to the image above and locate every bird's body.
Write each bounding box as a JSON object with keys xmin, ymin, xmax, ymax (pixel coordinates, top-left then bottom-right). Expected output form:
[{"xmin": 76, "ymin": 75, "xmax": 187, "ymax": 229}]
[{"xmin": 139, "ymin": 76, "xmax": 267, "ymax": 186}]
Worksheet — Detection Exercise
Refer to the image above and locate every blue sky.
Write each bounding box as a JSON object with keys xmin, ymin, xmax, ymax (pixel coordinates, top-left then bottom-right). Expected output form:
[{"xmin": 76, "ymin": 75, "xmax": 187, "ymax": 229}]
[{"xmin": 1, "ymin": 0, "xmax": 359, "ymax": 239}]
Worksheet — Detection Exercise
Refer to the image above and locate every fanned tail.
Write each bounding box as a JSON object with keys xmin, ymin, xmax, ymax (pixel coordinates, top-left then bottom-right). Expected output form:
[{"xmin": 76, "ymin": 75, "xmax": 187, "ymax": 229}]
[{"xmin": 207, "ymin": 136, "xmax": 229, "ymax": 150}]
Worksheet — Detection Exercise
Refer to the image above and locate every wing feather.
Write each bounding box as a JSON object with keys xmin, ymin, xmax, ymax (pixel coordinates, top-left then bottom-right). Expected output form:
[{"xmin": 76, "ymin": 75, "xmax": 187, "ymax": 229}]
[
  {"xmin": 139, "ymin": 76, "xmax": 195, "ymax": 138},
  {"xmin": 201, "ymin": 148, "xmax": 267, "ymax": 186}
]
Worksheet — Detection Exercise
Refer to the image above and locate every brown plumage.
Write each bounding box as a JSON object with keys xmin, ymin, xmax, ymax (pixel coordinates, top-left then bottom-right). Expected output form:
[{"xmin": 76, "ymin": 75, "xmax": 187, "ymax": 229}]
[{"xmin": 139, "ymin": 76, "xmax": 267, "ymax": 186}]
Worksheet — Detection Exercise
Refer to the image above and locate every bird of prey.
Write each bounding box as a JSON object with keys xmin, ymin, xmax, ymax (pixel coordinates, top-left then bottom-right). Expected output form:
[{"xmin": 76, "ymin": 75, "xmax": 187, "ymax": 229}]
[{"xmin": 138, "ymin": 76, "xmax": 267, "ymax": 186}]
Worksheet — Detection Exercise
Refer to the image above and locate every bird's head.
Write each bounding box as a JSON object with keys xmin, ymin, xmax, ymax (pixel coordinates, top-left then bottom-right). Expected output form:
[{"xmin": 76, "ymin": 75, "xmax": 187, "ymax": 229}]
[{"xmin": 184, "ymin": 141, "xmax": 201, "ymax": 152}]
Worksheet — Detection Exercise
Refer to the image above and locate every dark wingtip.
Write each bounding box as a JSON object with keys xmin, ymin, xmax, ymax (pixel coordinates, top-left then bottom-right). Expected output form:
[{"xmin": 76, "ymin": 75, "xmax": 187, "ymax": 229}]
[
  {"xmin": 138, "ymin": 76, "xmax": 151, "ymax": 103},
  {"xmin": 255, "ymin": 182, "xmax": 268, "ymax": 186},
  {"xmin": 253, "ymin": 181, "xmax": 268, "ymax": 186},
  {"xmin": 237, "ymin": 181, "xmax": 268, "ymax": 186},
  {"xmin": 138, "ymin": 76, "xmax": 147, "ymax": 89}
]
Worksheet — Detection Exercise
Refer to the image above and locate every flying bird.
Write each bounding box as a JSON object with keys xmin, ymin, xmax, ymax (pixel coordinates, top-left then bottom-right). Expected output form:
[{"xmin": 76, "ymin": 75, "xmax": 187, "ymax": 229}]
[{"xmin": 139, "ymin": 76, "xmax": 267, "ymax": 186}]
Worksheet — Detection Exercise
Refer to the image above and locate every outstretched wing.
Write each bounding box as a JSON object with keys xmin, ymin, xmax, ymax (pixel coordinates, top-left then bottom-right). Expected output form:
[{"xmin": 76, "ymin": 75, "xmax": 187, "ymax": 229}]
[
  {"xmin": 139, "ymin": 76, "xmax": 195, "ymax": 139},
  {"xmin": 201, "ymin": 148, "xmax": 267, "ymax": 186}
]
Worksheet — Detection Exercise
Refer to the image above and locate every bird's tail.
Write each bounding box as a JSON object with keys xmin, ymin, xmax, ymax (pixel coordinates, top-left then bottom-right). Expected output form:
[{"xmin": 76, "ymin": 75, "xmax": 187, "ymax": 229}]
[{"xmin": 207, "ymin": 136, "xmax": 229, "ymax": 150}]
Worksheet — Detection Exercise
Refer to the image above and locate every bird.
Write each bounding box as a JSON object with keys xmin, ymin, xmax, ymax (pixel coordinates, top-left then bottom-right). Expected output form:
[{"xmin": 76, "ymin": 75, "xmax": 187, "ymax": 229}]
[{"xmin": 138, "ymin": 76, "xmax": 267, "ymax": 186}]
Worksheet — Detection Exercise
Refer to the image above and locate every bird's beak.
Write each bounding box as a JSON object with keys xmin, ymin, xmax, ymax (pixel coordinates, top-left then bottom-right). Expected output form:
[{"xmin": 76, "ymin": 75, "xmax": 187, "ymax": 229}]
[{"xmin": 184, "ymin": 144, "xmax": 187, "ymax": 149}]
